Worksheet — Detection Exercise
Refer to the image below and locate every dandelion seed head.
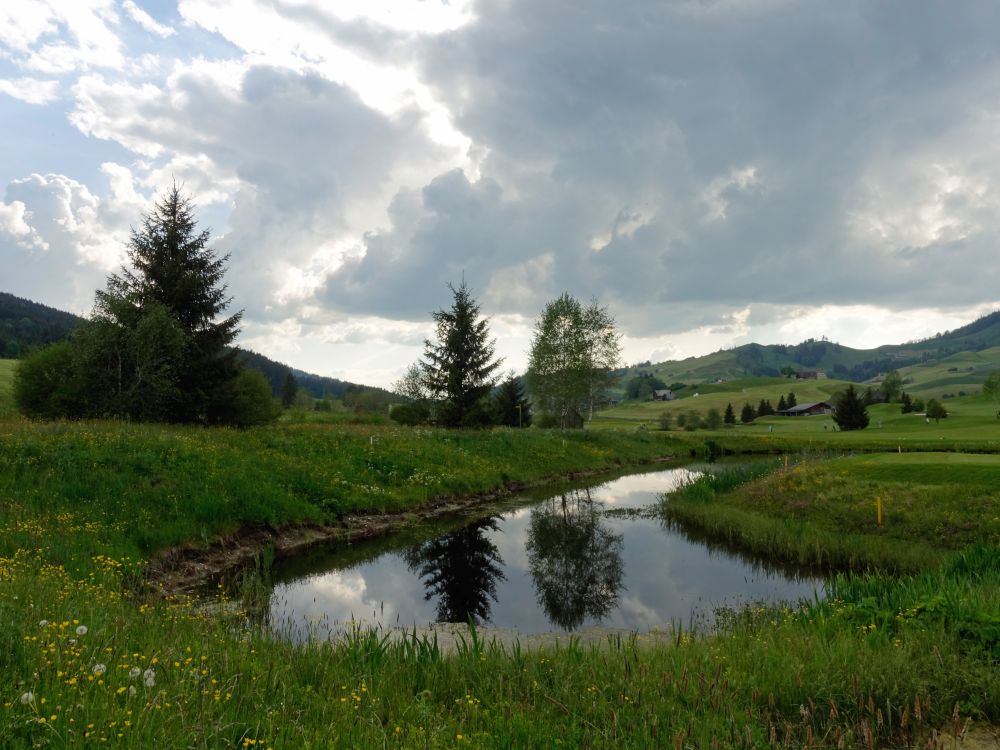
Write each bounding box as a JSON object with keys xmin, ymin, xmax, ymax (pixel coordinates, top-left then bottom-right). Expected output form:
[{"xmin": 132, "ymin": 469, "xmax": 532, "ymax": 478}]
[
  {"xmin": 38, "ymin": 620, "xmax": 48, "ymax": 627},
  {"xmin": 76, "ymin": 625, "xmax": 88, "ymax": 636},
  {"xmin": 19, "ymin": 692, "xmax": 34, "ymax": 705},
  {"xmin": 129, "ymin": 667, "xmax": 141, "ymax": 680},
  {"xmin": 92, "ymin": 663, "xmax": 106, "ymax": 676}
]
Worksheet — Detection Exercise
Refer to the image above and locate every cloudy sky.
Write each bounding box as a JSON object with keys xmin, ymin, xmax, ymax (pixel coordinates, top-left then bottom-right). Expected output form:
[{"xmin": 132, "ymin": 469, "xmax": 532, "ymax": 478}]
[{"xmin": 3, "ymin": 0, "xmax": 1000, "ymax": 387}]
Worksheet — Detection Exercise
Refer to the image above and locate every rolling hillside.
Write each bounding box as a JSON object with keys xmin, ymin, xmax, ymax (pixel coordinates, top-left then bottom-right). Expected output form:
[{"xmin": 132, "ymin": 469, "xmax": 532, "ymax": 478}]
[
  {"xmin": 0, "ymin": 290, "xmax": 391, "ymax": 403},
  {"xmin": 622, "ymin": 310, "xmax": 1000, "ymax": 386}
]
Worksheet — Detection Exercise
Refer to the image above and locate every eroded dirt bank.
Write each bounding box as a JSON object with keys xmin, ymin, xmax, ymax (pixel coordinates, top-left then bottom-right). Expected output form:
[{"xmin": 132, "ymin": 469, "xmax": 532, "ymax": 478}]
[{"xmin": 145, "ymin": 457, "xmax": 676, "ymax": 595}]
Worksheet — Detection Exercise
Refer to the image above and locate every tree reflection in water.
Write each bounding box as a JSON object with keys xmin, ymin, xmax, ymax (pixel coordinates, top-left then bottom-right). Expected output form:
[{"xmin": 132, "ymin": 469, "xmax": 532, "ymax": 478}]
[
  {"xmin": 404, "ymin": 517, "xmax": 506, "ymax": 624},
  {"xmin": 526, "ymin": 488, "xmax": 625, "ymax": 630}
]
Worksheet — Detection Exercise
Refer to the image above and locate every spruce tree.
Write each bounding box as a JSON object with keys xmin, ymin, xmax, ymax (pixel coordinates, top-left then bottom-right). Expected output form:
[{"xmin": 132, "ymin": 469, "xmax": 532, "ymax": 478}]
[
  {"xmin": 422, "ymin": 280, "xmax": 502, "ymax": 427},
  {"xmin": 832, "ymin": 385, "xmax": 869, "ymax": 430},
  {"xmin": 102, "ymin": 186, "xmax": 242, "ymax": 422},
  {"xmin": 786, "ymin": 392, "xmax": 797, "ymax": 408},
  {"xmin": 777, "ymin": 394, "xmax": 788, "ymax": 412},
  {"xmin": 740, "ymin": 402, "xmax": 756, "ymax": 423},
  {"xmin": 281, "ymin": 371, "xmax": 298, "ymax": 409},
  {"xmin": 492, "ymin": 373, "xmax": 532, "ymax": 427},
  {"xmin": 723, "ymin": 402, "xmax": 736, "ymax": 424}
]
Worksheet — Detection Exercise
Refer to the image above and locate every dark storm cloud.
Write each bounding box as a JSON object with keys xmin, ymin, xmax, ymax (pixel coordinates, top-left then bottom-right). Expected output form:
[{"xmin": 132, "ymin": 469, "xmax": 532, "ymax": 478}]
[{"xmin": 317, "ymin": 0, "xmax": 1000, "ymax": 331}]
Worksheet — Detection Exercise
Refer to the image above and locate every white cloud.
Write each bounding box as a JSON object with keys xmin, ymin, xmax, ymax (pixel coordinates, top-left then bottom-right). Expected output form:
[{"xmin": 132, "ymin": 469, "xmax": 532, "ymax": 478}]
[
  {"xmin": 0, "ymin": 0, "xmax": 125, "ymax": 73},
  {"xmin": 122, "ymin": 0, "xmax": 175, "ymax": 38},
  {"xmin": 0, "ymin": 200, "xmax": 46, "ymax": 250},
  {"xmin": 0, "ymin": 170, "xmax": 145, "ymax": 311},
  {"xmin": 0, "ymin": 77, "xmax": 61, "ymax": 105}
]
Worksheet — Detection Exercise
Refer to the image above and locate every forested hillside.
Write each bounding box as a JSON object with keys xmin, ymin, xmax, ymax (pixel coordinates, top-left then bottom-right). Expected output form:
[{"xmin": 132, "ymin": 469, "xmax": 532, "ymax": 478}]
[{"xmin": 0, "ymin": 292, "xmax": 84, "ymax": 357}]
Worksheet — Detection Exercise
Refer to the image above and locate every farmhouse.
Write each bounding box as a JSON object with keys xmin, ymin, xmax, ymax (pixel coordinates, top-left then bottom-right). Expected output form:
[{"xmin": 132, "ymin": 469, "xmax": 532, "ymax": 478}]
[
  {"xmin": 777, "ymin": 401, "xmax": 834, "ymax": 416},
  {"xmin": 795, "ymin": 370, "xmax": 827, "ymax": 380},
  {"xmin": 651, "ymin": 389, "xmax": 676, "ymax": 401}
]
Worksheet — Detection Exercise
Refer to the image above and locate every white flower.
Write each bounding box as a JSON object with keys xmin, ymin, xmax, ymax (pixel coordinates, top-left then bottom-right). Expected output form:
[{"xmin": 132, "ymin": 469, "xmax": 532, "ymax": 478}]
[
  {"xmin": 92, "ymin": 663, "xmax": 106, "ymax": 676},
  {"xmin": 19, "ymin": 692, "xmax": 34, "ymax": 705},
  {"xmin": 76, "ymin": 625, "xmax": 88, "ymax": 636},
  {"xmin": 128, "ymin": 686, "xmax": 137, "ymax": 697},
  {"xmin": 129, "ymin": 667, "xmax": 141, "ymax": 680},
  {"xmin": 38, "ymin": 620, "xmax": 48, "ymax": 627}
]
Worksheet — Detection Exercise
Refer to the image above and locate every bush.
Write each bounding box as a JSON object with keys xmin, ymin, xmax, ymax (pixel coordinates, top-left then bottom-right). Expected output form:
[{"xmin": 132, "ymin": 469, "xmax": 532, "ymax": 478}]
[
  {"xmin": 209, "ymin": 370, "xmax": 281, "ymax": 427},
  {"xmin": 13, "ymin": 341, "xmax": 86, "ymax": 418},
  {"xmin": 389, "ymin": 401, "xmax": 431, "ymax": 426}
]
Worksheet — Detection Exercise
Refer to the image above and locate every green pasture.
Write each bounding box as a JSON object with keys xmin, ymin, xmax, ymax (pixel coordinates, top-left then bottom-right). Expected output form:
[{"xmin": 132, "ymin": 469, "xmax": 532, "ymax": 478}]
[
  {"xmin": 0, "ymin": 359, "xmax": 15, "ymax": 417},
  {"xmin": 661, "ymin": 452, "xmax": 1000, "ymax": 572},
  {"xmin": 896, "ymin": 345, "xmax": 1000, "ymax": 398}
]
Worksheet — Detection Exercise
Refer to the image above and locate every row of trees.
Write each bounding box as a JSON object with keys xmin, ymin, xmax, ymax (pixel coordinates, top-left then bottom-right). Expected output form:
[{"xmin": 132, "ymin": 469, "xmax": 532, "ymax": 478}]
[
  {"xmin": 393, "ymin": 285, "xmax": 621, "ymax": 429},
  {"xmin": 15, "ymin": 188, "xmax": 277, "ymax": 426}
]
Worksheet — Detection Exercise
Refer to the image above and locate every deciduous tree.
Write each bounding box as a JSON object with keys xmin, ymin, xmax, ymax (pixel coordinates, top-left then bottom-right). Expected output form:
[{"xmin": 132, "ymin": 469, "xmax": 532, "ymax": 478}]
[{"xmin": 526, "ymin": 294, "xmax": 621, "ymax": 428}]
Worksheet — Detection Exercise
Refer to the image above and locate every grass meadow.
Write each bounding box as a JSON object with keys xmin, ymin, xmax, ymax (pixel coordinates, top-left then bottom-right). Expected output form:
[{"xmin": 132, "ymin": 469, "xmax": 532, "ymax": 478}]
[{"xmin": 0, "ymin": 360, "xmax": 998, "ymax": 747}]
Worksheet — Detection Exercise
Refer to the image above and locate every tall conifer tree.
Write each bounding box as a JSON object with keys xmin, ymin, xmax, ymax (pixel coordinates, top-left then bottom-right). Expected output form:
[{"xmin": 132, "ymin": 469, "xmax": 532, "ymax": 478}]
[{"xmin": 422, "ymin": 280, "xmax": 502, "ymax": 427}]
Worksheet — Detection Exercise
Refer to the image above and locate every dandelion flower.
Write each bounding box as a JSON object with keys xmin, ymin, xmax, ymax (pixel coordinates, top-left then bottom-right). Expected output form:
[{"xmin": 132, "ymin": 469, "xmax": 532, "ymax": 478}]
[
  {"xmin": 76, "ymin": 625, "xmax": 88, "ymax": 636},
  {"xmin": 129, "ymin": 667, "xmax": 141, "ymax": 680},
  {"xmin": 93, "ymin": 664, "xmax": 106, "ymax": 676},
  {"xmin": 19, "ymin": 692, "xmax": 34, "ymax": 705}
]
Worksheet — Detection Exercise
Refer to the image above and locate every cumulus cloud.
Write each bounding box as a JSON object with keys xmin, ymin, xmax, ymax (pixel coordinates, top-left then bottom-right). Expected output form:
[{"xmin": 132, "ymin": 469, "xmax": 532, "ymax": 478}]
[
  {"xmin": 0, "ymin": 77, "xmax": 61, "ymax": 105},
  {"xmin": 0, "ymin": 167, "xmax": 147, "ymax": 311},
  {"xmin": 5, "ymin": 0, "xmax": 1000, "ymax": 386},
  {"xmin": 0, "ymin": 0, "xmax": 125, "ymax": 73}
]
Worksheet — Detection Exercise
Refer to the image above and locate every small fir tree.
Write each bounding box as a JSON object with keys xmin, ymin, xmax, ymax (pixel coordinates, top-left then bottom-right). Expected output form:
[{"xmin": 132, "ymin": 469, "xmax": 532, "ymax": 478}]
[
  {"xmin": 832, "ymin": 385, "xmax": 869, "ymax": 431},
  {"xmin": 723, "ymin": 402, "xmax": 736, "ymax": 424},
  {"xmin": 492, "ymin": 373, "xmax": 532, "ymax": 427},
  {"xmin": 280, "ymin": 371, "xmax": 298, "ymax": 409},
  {"xmin": 422, "ymin": 280, "xmax": 502, "ymax": 427},
  {"xmin": 900, "ymin": 391, "xmax": 913, "ymax": 414},
  {"xmin": 786, "ymin": 392, "xmax": 797, "ymax": 408},
  {"xmin": 740, "ymin": 402, "xmax": 756, "ymax": 423},
  {"xmin": 777, "ymin": 394, "xmax": 788, "ymax": 412}
]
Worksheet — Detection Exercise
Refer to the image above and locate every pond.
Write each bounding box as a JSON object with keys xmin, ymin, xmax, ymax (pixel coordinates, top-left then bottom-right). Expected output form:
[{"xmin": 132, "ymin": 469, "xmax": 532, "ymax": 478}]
[{"xmin": 256, "ymin": 464, "xmax": 824, "ymax": 641}]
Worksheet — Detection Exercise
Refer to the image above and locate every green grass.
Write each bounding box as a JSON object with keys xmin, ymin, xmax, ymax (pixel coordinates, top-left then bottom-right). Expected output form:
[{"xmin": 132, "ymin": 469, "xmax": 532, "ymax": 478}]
[
  {"xmin": 661, "ymin": 453, "xmax": 1000, "ymax": 573},
  {"xmin": 897, "ymin": 345, "xmax": 1000, "ymax": 399},
  {"xmin": 0, "ymin": 359, "xmax": 15, "ymax": 417},
  {"xmin": 0, "ymin": 420, "xmax": 696, "ymax": 569},
  {"xmin": 1, "ymin": 415, "xmax": 998, "ymax": 746}
]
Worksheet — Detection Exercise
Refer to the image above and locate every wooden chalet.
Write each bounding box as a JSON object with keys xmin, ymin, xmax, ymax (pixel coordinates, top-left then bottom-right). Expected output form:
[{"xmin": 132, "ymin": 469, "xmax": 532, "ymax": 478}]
[{"xmin": 777, "ymin": 401, "xmax": 834, "ymax": 416}]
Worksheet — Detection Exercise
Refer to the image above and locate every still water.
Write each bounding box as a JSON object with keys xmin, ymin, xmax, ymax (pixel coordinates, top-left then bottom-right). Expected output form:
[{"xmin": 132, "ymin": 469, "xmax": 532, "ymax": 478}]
[{"xmin": 262, "ymin": 465, "xmax": 823, "ymax": 641}]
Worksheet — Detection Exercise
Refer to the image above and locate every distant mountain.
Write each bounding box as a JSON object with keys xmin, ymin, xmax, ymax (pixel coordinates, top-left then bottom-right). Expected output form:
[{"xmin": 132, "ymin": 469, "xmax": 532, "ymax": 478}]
[
  {"xmin": 624, "ymin": 310, "xmax": 1000, "ymax": 386},
  {"xmin": 0, "ymin": 290, "xmax": 392, "ymax": 402},
  {"xmin": 235, "ymin": 348, "xmax": 394, "ymax": 403},
  {"xmin": 0, "ymin": 292, "xmax": 85, "ymax": 357}
]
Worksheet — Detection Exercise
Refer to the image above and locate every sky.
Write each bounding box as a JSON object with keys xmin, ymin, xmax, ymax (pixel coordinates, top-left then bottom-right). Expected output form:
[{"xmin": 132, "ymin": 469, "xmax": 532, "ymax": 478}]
[{"xmin": 2, "ymin": 0, "xmax": 1000, "ymax": 388}]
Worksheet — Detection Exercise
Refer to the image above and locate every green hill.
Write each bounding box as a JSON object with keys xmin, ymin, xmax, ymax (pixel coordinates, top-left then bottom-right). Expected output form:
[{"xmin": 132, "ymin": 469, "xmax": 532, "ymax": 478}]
[
  {"xmin": 0, "ymin": 291, "xmax": 85, "ymax": 357},
  {"xmin": 622, "ymin": 310, "xmax": 1000, "ymax": 387},
  {"xmin": 0, "ymin": 290, "xmax": 390, "ymax": 405}
]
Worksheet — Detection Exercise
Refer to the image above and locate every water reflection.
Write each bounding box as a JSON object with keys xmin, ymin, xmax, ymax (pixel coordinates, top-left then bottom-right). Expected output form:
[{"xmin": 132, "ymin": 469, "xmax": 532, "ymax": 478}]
[
  {"xmin": 526, "ymin": 488, "xmax": 625, "ymax": 631},
  {"xmin": 404, "ymin": 517, "xmax": 506, "ymax": 624}
]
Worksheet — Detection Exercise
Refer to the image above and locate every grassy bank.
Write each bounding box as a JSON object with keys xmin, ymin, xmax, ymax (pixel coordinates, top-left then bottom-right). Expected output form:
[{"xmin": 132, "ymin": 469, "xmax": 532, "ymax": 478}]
[
  {"xmin": 0, "ymin": 420, "xmax": 695, "ymax": 571},
  {"xmin": 661, "ymin": 453, "xmax": 1000, "ymax": 573},
  {"xmin": 2, "ymin": 419, "xmax": 999, "ymax": 747}
]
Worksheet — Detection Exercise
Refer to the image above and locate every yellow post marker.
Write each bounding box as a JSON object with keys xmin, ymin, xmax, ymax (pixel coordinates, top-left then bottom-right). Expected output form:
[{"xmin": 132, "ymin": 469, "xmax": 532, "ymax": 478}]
[{"xmin": 876, "ymin": 496, "xmax": 883, "ymax": 526}]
